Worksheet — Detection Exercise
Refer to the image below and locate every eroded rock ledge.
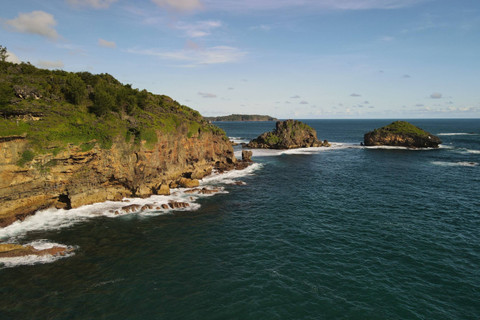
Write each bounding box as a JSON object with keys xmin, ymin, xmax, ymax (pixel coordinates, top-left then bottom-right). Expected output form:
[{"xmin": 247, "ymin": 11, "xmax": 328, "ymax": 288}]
[
  {"xmin": 247, "ymin": 120, "xmax": 330, "ymax": 149},
  {"xmin": 0, "ymin": 129, "xmax": 242, "ymax": 227},
  {"xmin": 364, "ymin": 121, "xmax": 442, "ymax": 148}
]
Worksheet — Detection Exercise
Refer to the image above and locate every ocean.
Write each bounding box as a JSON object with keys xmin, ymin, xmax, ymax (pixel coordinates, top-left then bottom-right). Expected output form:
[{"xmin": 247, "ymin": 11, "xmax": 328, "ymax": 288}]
[{"xmin": 0, "ymin": 119, "xmax": 479, "ymax": 319}]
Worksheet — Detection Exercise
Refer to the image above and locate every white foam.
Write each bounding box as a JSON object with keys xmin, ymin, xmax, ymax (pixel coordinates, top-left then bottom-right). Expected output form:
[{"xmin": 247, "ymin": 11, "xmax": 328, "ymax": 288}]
[
  {"xmin": 238, "ymin": 143, "xmax": 354, "ymax": 158},
  {"xmin": 437, "ymin": 133, "xmax": 478, "ymax": 136},
  {"xmin": 431, "ymin": 161, "xmax": 478, "ymax": 167},
  {"xmin": 0, "ymin": 240, "xmax": 75, "ymax": 269},
  {"xmin": 364, "ymin": 145, "xmax": 438, "ymax": 151},
  {"xmin": 0, "ymin": 164, "xmax": 262, "ymax": 242},
  {"xmin": 460, "ymin": 149, "xmax": 480, "ymax": 154},
  {"xmin": 201, "ymin": 162, "xmax": 263, "ymax": 185},
  {"xmin": 0, "ymin": 190, "xmax": 211, "ymax": 241},
  {"xmin": 229, "ymin": 136, "xmax": 249, "ymax": 144}
]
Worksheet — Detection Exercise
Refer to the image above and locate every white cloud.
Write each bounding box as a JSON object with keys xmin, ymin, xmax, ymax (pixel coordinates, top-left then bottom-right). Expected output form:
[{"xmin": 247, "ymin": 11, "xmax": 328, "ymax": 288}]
[
  {"xmin": 300, "ymin": 100, "xmax": 309, "ymax": 104},
  {"xmin": 430, "ymin": 92, "xmax": 442, "ymax": 99},
  {"xmin": 5, "ymin": 50, "xmax": 21, "ymax": 64},
  {"xmin": 350, "ymin": 93, "xmax": 361, "ymax": 97},
  {"xmin": 98, "ymin": 38, "xmax": 116, "ymax": 48},
  {"xmin": 290, "ymin": 95, "xmax": 301, "ymax": 99},
  {"xmin": 198, "ymin": 92, "xmax": 217, "ymax": 98},
  {"xmin": 151, "ymin": 0, "xmax": 202, "ymax": 11},
  {"xmin": 128, "ymin": 46, "xmax": 246, "ymax": 66},
  {"xmin": 67, "ymin": 0, "xmax": 117, "ymax": 9},
  {"xmin": 5, "ymin": 11, "xmax": 59, "ymax": 40},
  {"xmin": 176, "ymin": 20, "xmax": 221, "ymax": 38},
  {"xmin": 37, "ymin": 60, "xmax": 64, "ymax": 69}
]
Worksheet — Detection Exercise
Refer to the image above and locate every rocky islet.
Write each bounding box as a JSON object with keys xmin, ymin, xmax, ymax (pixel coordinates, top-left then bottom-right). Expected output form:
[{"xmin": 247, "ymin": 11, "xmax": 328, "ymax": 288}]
[
  {"xmin": 247, "ymin": 120, "xmax": 330, "ymax": 149},
  {"xmin": 364, "ymin": 121, "xmax": 442, "ymax": 148}
]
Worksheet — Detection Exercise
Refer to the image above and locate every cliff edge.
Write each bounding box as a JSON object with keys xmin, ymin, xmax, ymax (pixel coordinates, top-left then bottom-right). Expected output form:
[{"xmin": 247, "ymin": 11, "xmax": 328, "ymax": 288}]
[{"xmin": 0, "ymin": 61, "xmax": 237, "ymax": 227}]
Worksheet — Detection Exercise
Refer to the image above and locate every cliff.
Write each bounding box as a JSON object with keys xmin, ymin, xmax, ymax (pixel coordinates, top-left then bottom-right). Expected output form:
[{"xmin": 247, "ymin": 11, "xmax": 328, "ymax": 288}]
[
  {"xmin": 0, "ymin": 61, "xmax": 236, "ymax": 227},
  {"xmin": 364, "ymin": 121, "xmax": 442, "ymax": 148},
  {"xmin": 247, "ymin": 120, "xmax": 330, "ymax": 149},
  {"xmin": 205, "ymin": 114, "xmax": 277, "ymax": 122}
]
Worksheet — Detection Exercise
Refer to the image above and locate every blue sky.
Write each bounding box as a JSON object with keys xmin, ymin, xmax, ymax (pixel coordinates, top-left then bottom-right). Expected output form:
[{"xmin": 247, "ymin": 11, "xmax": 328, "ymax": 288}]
[{"xmin": 1, "ymin": 0, "xmax": 479, "ymax": 118}]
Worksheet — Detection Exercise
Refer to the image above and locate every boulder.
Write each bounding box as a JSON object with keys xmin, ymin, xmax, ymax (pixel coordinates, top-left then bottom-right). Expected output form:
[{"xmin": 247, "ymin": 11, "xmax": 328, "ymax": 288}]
[
  {"xmin": 247, "ymin": 120, "xmax": 329, "ymax": 149},
  {"xmin": 364, "ymin": 121, "xmax": 442, "ymax": 148},
  {"xmin": 242, "ymin": 150, "xmax": 253, "ymax": 162},
  {"xmin": 0, "ymin": 243, "xmax": 73, "ymax": 258},
  {"xmin": 168, "ymin": 201, "xmax": 190, "ymax": 209},
  {"xmin": 157, "ymin": 184, "xmax": 170, "ymax": 195},
  {"xmin": 121, "ymin": 204, "xmax": 141, "ymax": 213},
  {"xmin": 178, "ymin": 178, "xmax": 200, "ymax": 188}
]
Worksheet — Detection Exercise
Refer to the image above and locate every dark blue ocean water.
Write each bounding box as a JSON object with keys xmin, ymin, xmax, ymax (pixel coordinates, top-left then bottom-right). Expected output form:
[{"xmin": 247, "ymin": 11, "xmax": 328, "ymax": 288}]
[{"xmin": 0, "ymin": 119, "xmax": 479, "ymax": 320}]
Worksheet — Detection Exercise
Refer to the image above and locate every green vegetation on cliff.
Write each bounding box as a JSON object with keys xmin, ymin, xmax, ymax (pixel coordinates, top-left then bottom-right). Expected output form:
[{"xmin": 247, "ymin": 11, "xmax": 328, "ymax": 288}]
[
  {"xmin": 0, "ymin": 59, "xmax": 226, "ymax": 159},
  {"xmin": 205, "ymin": 114, "xmax": 277, "ymax": 122}
]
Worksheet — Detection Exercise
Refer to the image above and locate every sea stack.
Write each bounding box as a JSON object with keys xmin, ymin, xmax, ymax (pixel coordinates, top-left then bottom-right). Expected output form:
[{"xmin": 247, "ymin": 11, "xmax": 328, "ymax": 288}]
[
  {"xmin": 364, "ymin": 121, "xmax": 442, "ymax": 148},
  {"xmin": 247, "ymin": 120, "xmax": 330, "ymax": 149}
]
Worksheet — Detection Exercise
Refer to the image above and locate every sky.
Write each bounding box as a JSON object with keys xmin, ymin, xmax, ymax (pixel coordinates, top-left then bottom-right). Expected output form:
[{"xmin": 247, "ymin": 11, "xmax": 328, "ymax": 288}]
[{"xmin": 1, "ymin": 0, "xmax": 479, "ymax": 119}]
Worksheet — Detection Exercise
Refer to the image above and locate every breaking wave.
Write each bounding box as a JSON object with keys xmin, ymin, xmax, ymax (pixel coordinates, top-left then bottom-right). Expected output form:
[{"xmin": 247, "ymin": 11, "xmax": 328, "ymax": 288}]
[
  {"xmin": 0, "ymin": 164, "xmax": 262, "ymax": 246},
  {"xmin": 431, "ymin": 161, "xmax": 479, "ymax": 167},
  {"xmin": 437, "ymin": 133, "xmax": 478, "ymax": 136}
]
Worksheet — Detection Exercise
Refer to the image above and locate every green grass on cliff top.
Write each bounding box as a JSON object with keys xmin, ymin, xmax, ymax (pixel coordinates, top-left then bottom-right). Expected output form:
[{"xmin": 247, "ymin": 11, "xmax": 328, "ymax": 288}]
[
  {"xmin": 375, "ymin": 121, "xmax": 430, "ymax": 137},
  {"xmin": 0, "ymin": 61, "xmax": 226, "ymax": 154}
]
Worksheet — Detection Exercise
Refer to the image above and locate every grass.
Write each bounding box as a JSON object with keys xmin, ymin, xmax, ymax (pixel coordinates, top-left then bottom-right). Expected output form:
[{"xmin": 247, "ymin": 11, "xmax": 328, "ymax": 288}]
[
  {"xmin": 0, "ymin": 60, "xmax": 229, "ymax": 162},
  {"xmin": 17, "ymin": 150, "xmax": 35, "ymax": 167},
  {"xmin": 380, "ymin": 121, "xmax": 429, "ymax": 137}
]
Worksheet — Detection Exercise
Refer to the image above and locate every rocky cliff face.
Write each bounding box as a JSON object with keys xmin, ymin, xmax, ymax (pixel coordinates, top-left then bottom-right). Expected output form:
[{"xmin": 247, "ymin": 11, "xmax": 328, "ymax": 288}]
[
  {"xmin": 364, "ymin": 121, "xmax": 442, "ymax": 148},
  {"xmin": 247, "ymin": 120, "xmax": 330, "ymax": 149},
  {"xmin": 0, "ymin": 128, "xmax": 235, "ymax": 227}
]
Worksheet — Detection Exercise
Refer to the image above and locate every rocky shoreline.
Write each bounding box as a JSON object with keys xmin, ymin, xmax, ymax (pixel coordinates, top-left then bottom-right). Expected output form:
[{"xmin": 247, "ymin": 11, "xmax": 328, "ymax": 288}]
[{"xmin": 0, "ymin": 128, "xmax": 252, "ymax": 228}]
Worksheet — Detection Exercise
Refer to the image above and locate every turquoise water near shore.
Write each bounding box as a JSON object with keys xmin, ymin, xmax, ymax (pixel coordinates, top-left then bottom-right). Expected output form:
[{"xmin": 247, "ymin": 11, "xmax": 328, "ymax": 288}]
[{"xmin": 0, "ymin": 119, "xmax": 479, "ymax": 319}]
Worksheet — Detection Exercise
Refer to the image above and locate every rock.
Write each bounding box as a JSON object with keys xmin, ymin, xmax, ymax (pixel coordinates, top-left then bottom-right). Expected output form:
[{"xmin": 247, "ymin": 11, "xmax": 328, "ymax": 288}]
[
  {"xmin": 168, "ymin": 201, "xmax": 190, "ymax": 209},
  {"xmin": 247, "ymin": 120, "xmax": 329, "ymax": 149},
  {"xmin": 178, "ymin": 178, "xmax": 200, "ymax": 188},
  {"xmin": 0, "ymin": 243, "xmax": 73, "ymax": 258},
  {"xmin": 161, "ymin": 204, "xmax": 169, "ymax": 209},
  {"xmin": 157, "ymin": 184, "xmax": 170, "ymax": 195},
  {"xmin": 242, "ymin": 150, "xmax": 253, "ymax": 162},
  {"xmin": 141, "ymin": 204, "xmax": 154, "ymax": 211},
  {"xmin": 364, "ymin": 121, "xmax": 442, "ymax": 148},
  {"xmin": 184, "ymin": 187, "xmax": 220, "ymax": 195},
  {"xmin": 121, "ymin": 204, "xmax": 141, "ymax": 213},
  {"xmin": 231, "ymin": 181, "xmax": 246, "ymax": 186},
  {"xmin": 235, "ymin": 161, "xmax": 249, "ymax": 170}
]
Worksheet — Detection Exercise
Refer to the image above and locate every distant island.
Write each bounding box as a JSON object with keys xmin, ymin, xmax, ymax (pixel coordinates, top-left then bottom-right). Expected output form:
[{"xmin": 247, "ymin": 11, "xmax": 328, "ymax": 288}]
[{"xmin": 205, "ymin": 114, "xmax": 278, "ymax": 122}]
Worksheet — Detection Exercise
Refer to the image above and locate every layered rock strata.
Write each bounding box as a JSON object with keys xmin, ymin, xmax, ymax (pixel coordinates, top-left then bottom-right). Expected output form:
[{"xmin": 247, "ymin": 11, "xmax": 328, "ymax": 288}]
[{"xmin": 0, "ymin": 129, "xmax": 236, "ymax": 227}]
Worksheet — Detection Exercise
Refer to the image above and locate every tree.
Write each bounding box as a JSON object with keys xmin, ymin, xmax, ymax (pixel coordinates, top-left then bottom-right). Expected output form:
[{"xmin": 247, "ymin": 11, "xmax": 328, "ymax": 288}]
[
  {"xmin": 0, "ymin": 45, "xmax": 7, "ymax": 62},
  {"xmin": 64, "ymin": 73, "xmax": 86, "ymax": 105},
  {"xmin": 90, "ymin": 80, "xmax": 116, "ymax": 116}
]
